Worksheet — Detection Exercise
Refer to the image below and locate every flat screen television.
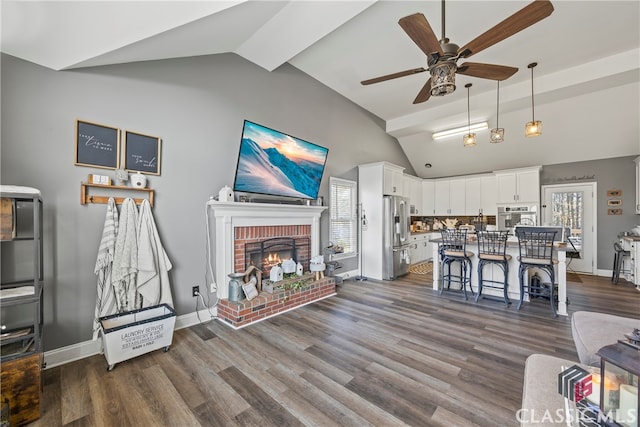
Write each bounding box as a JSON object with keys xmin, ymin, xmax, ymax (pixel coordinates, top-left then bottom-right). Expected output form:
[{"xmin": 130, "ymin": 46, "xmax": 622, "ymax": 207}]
[{"xmin": 233, "ymin": 120, "xmax": 329, "ymax": 200}]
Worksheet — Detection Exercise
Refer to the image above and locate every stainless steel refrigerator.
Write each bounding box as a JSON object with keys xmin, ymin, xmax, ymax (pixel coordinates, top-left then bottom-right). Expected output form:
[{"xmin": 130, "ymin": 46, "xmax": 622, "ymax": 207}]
[{"xmin": 382, "ymin": 195, "xmax": 411, "ymax": 280}]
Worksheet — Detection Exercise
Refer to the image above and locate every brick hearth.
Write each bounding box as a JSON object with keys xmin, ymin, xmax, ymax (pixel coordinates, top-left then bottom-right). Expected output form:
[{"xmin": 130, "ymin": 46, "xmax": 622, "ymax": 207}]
[{"xmin": 217, "ymin": 277, "xmax": 336, "ymax": 328}]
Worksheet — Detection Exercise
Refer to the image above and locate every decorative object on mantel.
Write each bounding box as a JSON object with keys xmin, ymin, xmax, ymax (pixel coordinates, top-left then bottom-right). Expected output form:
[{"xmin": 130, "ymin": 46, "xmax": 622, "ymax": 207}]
[
  {"xmin": 525, "ymin": 62, "xmax": 542, "ymax": 137},
  {"xmin": 130, "ymin": 171, "xmax": 147, "ymax": 188},
  {"xmin": 242, "ymin": 265, "xmax": 262, "ymax": 292},
  {"xmin": 80, "ymin": 182, "xmax": 154, "ymax": 206},
  {"xmin": 310, "ymin": 255, "xmax": 326, "ymax": 280},
  {"xmin": 281, "ymin": 258, "xmax": 297, "ymax": 274},
  {"xmin": 463, "ymin": 83, "xmax": 476, "ymax": 147},
  {"xmin": 218, "ymin": 185, "xmax": 234, "ymax": 202},
  {"xmin": 242, "ymin": 278, "xmax": 259, "ymax": 301},
  {"xmin": 490, "ymin": 81, "xmax": 505, "ymax": 143},
  {"xmin": 269, "ymin": 265, "xmax": 283, "ymax": 282},
  {"xmin": 227, "ymin": 272, "xmax": 246, "ymax": 302},
  {"xmin": 296, "ymin": 262, "xmax": 303, "ymax": 276}
]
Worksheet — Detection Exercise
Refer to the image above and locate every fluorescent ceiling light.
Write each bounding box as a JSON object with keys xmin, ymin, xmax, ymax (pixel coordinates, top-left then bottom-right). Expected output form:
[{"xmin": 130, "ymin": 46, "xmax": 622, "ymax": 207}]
[{"xmin": 433, "ymin": 122, "xmax": 488, "ymax": 140}]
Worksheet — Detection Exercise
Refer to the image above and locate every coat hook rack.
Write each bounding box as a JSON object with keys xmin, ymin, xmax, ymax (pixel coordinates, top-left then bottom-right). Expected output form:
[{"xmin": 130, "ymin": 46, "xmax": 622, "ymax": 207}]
[{"xmin": 80, "ymin": 182, "xmax": 154, "ymax": 207}]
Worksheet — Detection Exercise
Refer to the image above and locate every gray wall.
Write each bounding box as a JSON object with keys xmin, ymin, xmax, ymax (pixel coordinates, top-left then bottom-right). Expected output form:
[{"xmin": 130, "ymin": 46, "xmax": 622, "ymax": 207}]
[
  {"xmin": 541, "ymin": 156, "xmax": 638, "ymax": 270},
  {"xmin": 1, "ymin": 53, "xmax": 413, "ymax": 351}
]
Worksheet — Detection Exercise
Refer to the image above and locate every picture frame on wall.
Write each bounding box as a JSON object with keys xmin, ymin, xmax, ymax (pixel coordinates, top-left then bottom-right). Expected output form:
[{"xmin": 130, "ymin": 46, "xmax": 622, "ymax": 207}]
[
  {"xmin": 74, "ymin": 119, "xmax": 120, "ymax": 169},
  {"xmin": 124, "ymin": 130, "xmax": 162, "ymax": 175}
]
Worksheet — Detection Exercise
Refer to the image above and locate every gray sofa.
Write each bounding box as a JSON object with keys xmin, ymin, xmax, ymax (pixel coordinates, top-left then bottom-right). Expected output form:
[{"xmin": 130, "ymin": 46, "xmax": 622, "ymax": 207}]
[
  {"xmin": 521, "ymin": 311, "xmax": 639, "ymax": 426},
  {"xmin": 571, "ymin": 311, "xmax": 639, "ymax": 366}
]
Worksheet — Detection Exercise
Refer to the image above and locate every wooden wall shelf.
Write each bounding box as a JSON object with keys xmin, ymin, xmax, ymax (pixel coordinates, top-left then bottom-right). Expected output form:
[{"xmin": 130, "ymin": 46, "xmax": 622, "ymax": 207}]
[{"xmin": 80, "ymin": 183, "xmax": 154, "ymax": 207}]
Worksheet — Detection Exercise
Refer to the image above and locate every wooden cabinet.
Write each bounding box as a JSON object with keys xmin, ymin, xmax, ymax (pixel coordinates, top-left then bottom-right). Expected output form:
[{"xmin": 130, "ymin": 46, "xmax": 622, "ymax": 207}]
[
  {"xmin": 422, "ymin": 179, "xmax": 435, "ymax": 216},
  {"xmin": 383, "ymin": 163, "xmax": 404, "ymax": 196},
  {"xmin": 495, "ymin": 167, "xmax": 541, "ymax": 204},
  {"xmin": 635, "ymin": 157, "xmax": 640, "ymax": 214}
]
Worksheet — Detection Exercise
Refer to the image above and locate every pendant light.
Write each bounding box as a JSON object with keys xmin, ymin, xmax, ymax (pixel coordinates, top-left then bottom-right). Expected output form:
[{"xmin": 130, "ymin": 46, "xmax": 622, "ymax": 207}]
[
  {"xmin": 490, "ymin": 81, "xmax": 505, "ymax": 143},
  {"xmin": 525, "ymin": 62, "xmax": 542, "ymax": 137},
  {"xmin": 463, "ymin": 83, "xmax": 476, "ymax": 147}
]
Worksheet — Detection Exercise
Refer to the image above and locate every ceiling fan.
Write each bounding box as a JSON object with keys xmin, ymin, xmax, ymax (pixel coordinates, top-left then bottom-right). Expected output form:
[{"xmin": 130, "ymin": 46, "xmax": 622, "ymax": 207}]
[{"xmin": 361, "ymin": 0, "xmax": 554, "ymax": 104}]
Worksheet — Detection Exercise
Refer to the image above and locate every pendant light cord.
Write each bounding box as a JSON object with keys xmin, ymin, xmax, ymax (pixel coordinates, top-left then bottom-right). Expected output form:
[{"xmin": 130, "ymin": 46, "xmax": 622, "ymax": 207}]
[
  {"xmin": 467, "ymin": 84, "xmax": 471, "ymax": 133},
  {"xmin": 496, "ymin": 81, "xmax": 500, "ymax": 128},
  {"xmin": 530, "ymin": 64, "xmax": 536, "ymax": 121},
  {"xmin": 441, "ymin": 0, "xmax": 446, "ymax": 41}
]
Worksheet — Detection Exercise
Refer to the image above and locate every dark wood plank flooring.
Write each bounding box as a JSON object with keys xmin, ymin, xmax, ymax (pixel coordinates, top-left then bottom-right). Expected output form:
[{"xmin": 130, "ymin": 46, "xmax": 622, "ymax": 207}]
[{"xmin": 30, "ymin": 273, "xmax": 640, "ymax": 426}]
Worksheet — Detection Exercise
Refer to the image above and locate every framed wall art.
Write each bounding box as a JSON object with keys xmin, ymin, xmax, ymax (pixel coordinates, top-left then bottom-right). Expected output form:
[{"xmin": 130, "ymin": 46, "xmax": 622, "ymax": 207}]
[
  {"xmin": 75, "ymin": 119, "xmax": 120, "ymax": 169},
  {"xmin": 124, "ymin": 130, "xmax": 162, "ymax": 175}
]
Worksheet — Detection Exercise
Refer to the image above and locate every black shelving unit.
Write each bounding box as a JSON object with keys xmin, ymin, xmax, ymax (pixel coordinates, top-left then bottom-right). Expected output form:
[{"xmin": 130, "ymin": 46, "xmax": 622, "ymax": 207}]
[{"xmin": 1, "ymin": 186, "xmax": 43, "ymax": 362}]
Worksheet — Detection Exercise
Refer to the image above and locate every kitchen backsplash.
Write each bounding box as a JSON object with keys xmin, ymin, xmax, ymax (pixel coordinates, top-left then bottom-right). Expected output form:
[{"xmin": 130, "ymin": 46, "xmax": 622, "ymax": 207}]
[{"xmin": 410, "ymin": 215, "xmax": 496, "ymax": 232}]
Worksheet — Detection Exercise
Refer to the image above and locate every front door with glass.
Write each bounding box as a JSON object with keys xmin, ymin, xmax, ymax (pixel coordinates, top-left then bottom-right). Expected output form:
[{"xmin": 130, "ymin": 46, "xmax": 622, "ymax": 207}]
[{"xmin": 542, "ymin": 183, "xmax": 596, "ymax": 274}]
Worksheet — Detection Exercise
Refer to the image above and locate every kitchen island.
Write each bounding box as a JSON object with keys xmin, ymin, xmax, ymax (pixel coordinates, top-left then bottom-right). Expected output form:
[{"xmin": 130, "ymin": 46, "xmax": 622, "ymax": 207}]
[{"xmin": 430, "ymin": 236, "xmax": 570, "ymax": 316}]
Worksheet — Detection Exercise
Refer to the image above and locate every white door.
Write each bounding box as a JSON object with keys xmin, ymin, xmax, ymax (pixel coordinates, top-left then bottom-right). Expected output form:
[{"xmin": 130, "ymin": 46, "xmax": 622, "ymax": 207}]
[{"xmin": 542, "ymin": 183, "xmax": 596, "ymax": 274}]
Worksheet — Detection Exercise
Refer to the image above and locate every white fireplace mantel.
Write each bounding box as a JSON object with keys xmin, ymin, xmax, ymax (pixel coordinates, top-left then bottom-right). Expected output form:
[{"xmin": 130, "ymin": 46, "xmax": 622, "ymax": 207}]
[{"xmin": 207, "ymin": 200, "xmax": 327, "ymax": 298}]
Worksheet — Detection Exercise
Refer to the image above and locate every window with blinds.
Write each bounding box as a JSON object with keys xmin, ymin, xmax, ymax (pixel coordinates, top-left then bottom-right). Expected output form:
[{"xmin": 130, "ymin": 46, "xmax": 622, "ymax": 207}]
[{"xmin": 329, "ymin": 177, "xmax": 357, "ymax": 256}]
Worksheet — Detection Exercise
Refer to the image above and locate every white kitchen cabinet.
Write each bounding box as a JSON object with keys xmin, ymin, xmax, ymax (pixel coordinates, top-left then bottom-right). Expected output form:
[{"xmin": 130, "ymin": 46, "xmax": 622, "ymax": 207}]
[
  {"xmin": 422, "ymin": 179, "xmax": 435, "ymax": 216},
  {"xmin": 435, "ymin": 179, "xmax": 465, "ymax": 216},
  {"xmin": 404, "ymin": 174, "xmax": 423, "ymax": 215},
  {"xmin": 495, "ymin": 167, "xmax": 541, "ymax": 204},
  {"xmin": 434, "ymin": 180, "xmax": 450, "ymax": 215},
  {"xmin": 409, "ymin": 233, "xmax": 430, "ymax": 264},
  {"xmin": 383, "ymin": 163, "xmax": 404, "ymax": 196},
  {"xmin": 465, "ymin": 176, "xmax": 481, "ymax": 216},
  {"xmin": 480, "ymin": 175, "xmax": 498, "ymax": 216},
  {"xmin": 635, "ymin": 157, "xmax": 640, "ymax": 214}
]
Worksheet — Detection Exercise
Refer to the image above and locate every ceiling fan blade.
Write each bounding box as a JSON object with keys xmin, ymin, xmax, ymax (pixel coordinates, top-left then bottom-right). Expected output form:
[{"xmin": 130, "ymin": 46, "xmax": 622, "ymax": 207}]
[
  {"xmin": 413, "ymin": 78, "xmax": 433, "ymax": 104},
  {"xmin": 457, "ymin": 0, "xmax": 554, "ymax": 58},
  {"xmin": 457, "ymin": 62, "xmax": 518, "ymax": 80},
  {"xmin": 361, "ymin": 67, "xmax": 427, "ymax": 85},
  {"xmin": 398, "ymin": 13, "xmax": 444, "ymax": 57}
]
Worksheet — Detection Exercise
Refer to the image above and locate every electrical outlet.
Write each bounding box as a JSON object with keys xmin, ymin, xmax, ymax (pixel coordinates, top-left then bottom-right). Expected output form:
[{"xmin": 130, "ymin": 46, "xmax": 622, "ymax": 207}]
[{"xmin": 192, "ymin": 286, "xmax": 199, "ymax": 297}]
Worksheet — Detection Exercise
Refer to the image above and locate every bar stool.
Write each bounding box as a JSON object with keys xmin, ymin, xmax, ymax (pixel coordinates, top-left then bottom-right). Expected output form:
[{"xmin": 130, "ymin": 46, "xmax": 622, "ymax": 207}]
[
  {"xmin": 612, "ymin": 241, "xmax": 630, "ymax": 284},
  {"xmin": 475, "ymin": 230, "xmax": 511, "ymax": 305},
  {"xmin": 440, "ymin": 229, "xmax": 474, "ymax": 300},
  {"xmin": 515, "ymin": 227, "xmax": 558, "ymax": 317}
]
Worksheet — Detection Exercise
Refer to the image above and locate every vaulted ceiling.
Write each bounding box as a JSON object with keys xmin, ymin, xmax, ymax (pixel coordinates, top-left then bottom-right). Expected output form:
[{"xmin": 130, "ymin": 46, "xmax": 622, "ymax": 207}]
[{"xmin": 3, "ymin": 1, "xmax": 639, "ymax": 177}]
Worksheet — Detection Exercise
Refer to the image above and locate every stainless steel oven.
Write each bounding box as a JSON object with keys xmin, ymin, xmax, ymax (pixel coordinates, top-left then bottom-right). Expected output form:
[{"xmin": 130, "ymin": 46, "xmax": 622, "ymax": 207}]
[{"xmin": 497, "ymin": 206, "xmax": 537, "ymax": 231}]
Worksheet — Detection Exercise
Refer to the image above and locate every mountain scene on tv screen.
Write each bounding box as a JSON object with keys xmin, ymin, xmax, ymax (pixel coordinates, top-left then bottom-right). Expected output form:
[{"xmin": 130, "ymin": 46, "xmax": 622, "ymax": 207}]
[{"xmin": 235, "ymin": 137, "xmax": 325, "ymax": 199}]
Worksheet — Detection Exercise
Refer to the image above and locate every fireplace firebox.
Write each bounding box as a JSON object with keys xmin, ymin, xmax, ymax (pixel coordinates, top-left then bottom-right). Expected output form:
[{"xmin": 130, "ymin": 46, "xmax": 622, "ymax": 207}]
[{"xmin": 244, "ymin": 237, "xmax": 310, "ymax": 275}]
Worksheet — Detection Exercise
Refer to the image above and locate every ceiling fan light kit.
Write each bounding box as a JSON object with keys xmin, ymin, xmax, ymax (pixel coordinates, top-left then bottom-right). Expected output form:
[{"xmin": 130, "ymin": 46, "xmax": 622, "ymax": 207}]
[
  {"xmin": 525, "ymin": 62, "xmax": 542, "ymax": 137},
  {"xmin": 430, "ymin": 62, "xmax": 457, "ymax": 96},
  {"xmin": 463, "ymin": 83, "xmax": 476, "ymax": 147},
  {"xmin": 490, "ymin": 80, "xmax": 505, "ymax": 143}
]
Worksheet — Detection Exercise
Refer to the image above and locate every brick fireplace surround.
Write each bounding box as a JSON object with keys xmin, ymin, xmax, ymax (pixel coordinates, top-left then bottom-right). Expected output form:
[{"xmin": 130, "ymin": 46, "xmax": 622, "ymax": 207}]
[{"xmin": 207, "ymin": 201, "xmax": 334, "ymax": 328}]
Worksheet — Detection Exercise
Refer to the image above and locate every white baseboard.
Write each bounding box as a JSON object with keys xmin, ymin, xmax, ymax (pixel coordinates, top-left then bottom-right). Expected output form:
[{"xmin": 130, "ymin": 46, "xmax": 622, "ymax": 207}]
[{"xmin": 43, "ymin": 307, "xmax": 217, "ymax": 369}]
